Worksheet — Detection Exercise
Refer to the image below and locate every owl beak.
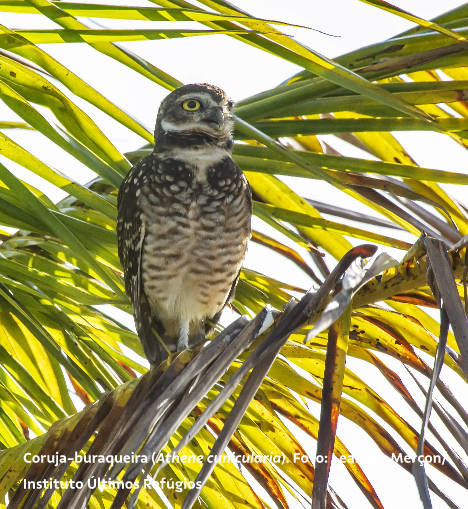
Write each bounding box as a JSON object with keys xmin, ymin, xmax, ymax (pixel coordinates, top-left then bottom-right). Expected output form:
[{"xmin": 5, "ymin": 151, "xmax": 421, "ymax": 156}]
[{"xmin": 203, "ymin": 107, "xmax": 224, "ymax": 131}]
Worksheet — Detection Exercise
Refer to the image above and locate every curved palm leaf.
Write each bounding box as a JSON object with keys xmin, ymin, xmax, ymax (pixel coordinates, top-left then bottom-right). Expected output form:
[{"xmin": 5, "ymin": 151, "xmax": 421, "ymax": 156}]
[{"xmin": 0, "ymin": 1, "xmax": 467, "ymax": 508}]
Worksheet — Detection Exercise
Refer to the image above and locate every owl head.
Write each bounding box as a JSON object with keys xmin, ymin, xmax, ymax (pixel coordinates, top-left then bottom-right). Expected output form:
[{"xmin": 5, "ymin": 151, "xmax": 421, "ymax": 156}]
[{"xmin": 155, "ymin": 84, "xmax": 234, "ymax": 142}]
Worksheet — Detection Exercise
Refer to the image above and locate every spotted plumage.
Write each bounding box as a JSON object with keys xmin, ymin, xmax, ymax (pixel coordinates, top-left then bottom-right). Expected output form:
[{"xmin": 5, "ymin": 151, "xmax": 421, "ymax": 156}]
[{"xmin": 117, "ymin": 84, "xmax": 251, "ymax": 366}]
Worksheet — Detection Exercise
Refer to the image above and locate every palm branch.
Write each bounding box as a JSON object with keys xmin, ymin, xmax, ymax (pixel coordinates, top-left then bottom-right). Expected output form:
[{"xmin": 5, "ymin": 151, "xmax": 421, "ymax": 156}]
[{"xmin": 0, "ymin": 1, "xmax": 467, "ymax": 508}]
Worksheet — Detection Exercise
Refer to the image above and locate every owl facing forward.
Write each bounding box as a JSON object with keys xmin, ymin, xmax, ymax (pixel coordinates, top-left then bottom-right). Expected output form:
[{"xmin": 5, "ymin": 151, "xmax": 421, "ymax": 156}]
[{"xmin": 117, "ymin": 84, "xmax": 252, "ymax": 366}]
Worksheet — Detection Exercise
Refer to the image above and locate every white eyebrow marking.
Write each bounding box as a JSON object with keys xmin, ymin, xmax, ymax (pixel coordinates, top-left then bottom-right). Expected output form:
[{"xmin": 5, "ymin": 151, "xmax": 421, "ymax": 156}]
[{"xmin": 176, "ymin": 92, "xmax": 220, "ymax": 104}]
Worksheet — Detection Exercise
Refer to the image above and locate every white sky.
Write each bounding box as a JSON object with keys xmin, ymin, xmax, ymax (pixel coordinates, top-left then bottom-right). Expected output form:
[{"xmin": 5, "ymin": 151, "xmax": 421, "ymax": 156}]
[{"xmin": 2, "ymin": 1, "xmax": 468, "ymax": 508}]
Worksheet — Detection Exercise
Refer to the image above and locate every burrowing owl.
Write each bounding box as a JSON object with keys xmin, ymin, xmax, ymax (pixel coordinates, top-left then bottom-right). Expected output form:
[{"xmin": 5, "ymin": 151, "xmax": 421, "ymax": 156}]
[{"xmin": 117, "ymin": 84, "xmax": 251, "ymax": 366}]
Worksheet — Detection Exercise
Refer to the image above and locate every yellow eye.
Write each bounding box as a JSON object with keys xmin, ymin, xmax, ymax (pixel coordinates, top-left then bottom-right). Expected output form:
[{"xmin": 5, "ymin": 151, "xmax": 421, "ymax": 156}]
[{"xmin": 182, "ymin": 99, "xmax": 201, "ymax": 111}]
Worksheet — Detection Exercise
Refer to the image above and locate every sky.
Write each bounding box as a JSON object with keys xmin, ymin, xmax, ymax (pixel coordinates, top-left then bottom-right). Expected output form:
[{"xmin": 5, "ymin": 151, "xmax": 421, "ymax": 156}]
[{"xmin": 2, "ymin": 1, "xmax": 468, "ymax": 508}]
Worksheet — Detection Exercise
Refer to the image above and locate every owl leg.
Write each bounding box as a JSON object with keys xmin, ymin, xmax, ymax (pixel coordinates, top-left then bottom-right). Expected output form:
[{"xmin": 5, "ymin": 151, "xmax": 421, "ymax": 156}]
[{"xmin": 178, "ymin": 320, "xmax": 189, "ymax": 351}]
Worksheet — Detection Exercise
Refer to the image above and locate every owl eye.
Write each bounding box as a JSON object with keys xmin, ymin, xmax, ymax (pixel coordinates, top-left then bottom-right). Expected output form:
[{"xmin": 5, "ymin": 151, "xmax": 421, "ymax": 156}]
[{"xmin": 182, "ymin": 99, "xmax": 201, "ymax": 111}]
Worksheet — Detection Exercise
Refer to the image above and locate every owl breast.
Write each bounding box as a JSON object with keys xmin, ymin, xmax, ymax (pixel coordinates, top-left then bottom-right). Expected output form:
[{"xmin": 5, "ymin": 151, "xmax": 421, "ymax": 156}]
[{"xmin": 140, "ymin": 155, "xmax": 250, "ymax": 336}]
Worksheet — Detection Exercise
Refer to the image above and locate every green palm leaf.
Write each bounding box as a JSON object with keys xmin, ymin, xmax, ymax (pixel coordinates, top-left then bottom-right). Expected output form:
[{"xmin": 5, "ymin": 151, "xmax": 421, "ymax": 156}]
[{"xmin": 0, "ymin": 1, "xmax": 467, "ymax": 508}]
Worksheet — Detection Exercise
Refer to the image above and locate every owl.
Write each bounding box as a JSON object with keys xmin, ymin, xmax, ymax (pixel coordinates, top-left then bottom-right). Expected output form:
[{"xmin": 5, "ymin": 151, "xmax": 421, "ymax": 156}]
[{"xmin": 117, "ymin": 84, "xmax": 252, "ymax": 366}]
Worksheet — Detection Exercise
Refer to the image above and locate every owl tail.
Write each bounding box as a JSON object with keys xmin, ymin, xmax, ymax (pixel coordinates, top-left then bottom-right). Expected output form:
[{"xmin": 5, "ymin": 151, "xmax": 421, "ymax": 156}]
[{"xmin": 135, "ymin": 293, "xmax": 171, "ymax": 367}]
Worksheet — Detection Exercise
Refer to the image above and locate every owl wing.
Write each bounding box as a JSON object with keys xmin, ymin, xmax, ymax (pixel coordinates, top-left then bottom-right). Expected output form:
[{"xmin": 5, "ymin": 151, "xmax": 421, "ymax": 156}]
[{"xmin": 117, "ymin": 157, "xmax": 167, "ymax": 366}]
